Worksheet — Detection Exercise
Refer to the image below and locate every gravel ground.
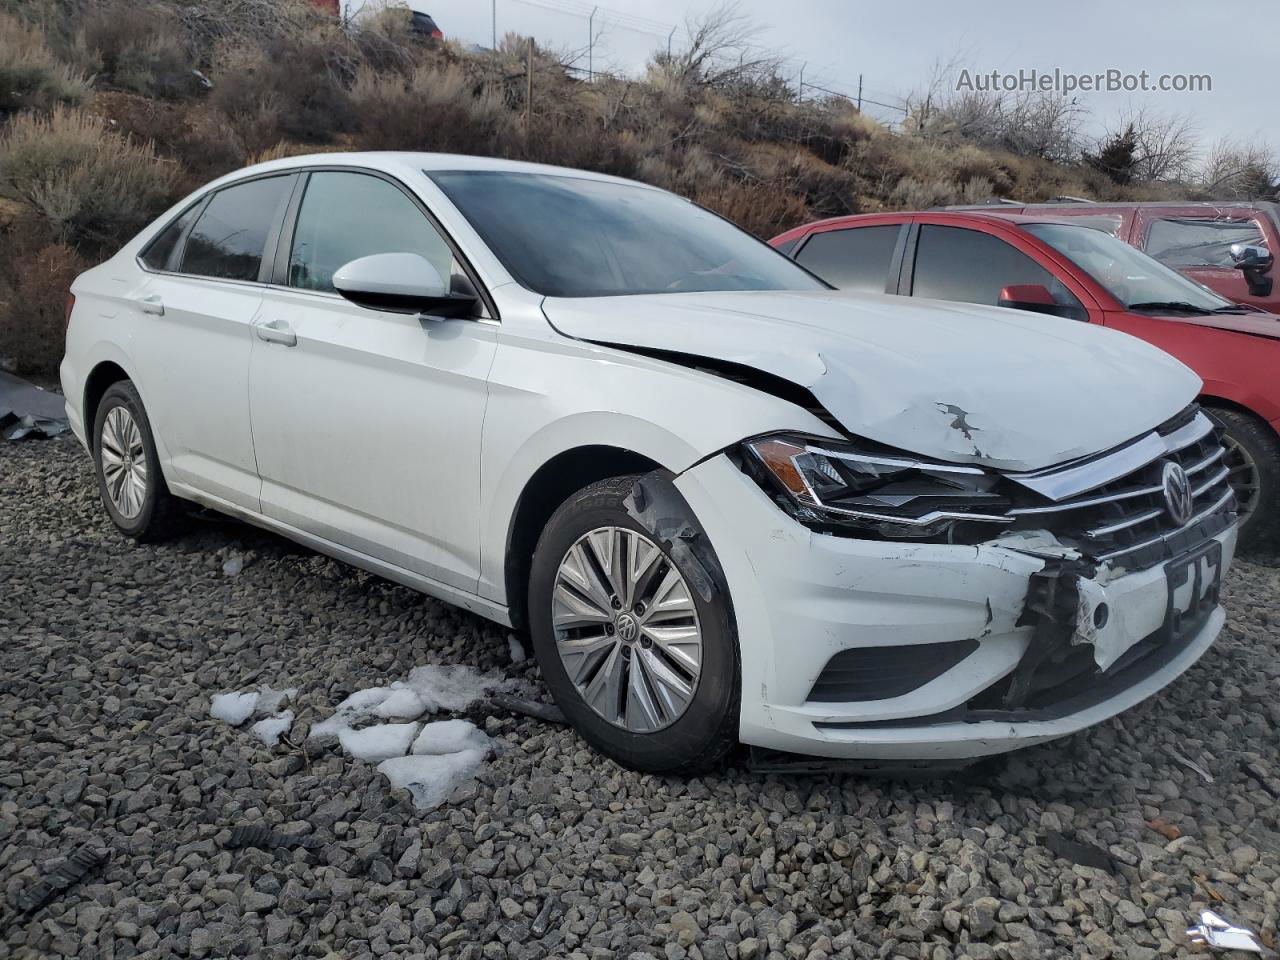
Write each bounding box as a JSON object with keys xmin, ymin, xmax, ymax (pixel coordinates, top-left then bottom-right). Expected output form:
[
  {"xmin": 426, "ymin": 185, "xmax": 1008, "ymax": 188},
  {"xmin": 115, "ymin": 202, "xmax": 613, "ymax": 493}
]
[{"xmin": 3, "ymin": 436, "xmax": 1279, "ymax": 960}]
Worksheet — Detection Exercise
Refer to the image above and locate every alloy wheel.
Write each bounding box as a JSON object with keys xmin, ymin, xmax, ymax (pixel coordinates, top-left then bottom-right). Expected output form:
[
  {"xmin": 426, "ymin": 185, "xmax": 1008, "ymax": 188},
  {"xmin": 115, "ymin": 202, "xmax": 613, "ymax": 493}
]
[
  {"xmin": 551, "ymin": 526, "xmax": 703, "ymax": 733},
  {"xmin": 100, "ymin": 406, "xmax": 148, "ymax": 520}
]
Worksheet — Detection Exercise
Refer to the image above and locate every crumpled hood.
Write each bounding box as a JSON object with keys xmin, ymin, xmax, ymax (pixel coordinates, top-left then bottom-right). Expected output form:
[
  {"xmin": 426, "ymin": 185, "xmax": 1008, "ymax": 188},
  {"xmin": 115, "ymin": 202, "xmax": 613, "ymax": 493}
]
[{"xmin": 542, "ymin": 289, "xmax": 1202, "ymax": 472}]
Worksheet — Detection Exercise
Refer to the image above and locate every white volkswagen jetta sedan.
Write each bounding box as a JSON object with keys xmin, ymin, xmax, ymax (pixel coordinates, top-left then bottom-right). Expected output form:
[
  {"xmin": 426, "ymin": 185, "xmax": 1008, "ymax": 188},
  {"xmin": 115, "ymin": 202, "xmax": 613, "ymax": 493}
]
[{"xmin": 62, "ymin": 153, "xmax": 1237, "ymax": 772}]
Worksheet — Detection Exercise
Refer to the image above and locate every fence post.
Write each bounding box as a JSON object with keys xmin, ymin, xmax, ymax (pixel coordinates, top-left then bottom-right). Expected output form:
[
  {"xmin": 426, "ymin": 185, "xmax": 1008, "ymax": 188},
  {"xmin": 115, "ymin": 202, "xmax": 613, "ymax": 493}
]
[
  {"xmin": 525, "ymin": 38, "xmax": 534, "ymax": 137},
  {"xmin": 857, "ymin": 74, "xmax": 863, "ymax": 112},
  {"xmin": 667, "ymin": 26, "xmax": 675, "ymax": 60},
  {"xmin": 588, "ymin": 6, "xmax": 597, "ymax": 82}
]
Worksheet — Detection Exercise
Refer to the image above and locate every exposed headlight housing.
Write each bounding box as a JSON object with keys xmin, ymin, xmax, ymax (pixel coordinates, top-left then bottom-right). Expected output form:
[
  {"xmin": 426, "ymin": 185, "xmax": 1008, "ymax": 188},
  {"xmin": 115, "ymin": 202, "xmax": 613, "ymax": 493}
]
[{"xmin": 742, "ymin": 434, "xmax": 1013, "ymax": 539}]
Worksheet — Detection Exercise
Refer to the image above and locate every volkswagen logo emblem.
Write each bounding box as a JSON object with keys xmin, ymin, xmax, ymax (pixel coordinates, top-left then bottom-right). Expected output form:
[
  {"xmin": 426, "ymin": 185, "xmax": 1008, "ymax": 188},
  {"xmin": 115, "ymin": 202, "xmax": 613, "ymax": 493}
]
[
  {"xmin": 1161, "ymin": 462, "xmax": 1194, "ymax": 526},
  {"xmin": 615, "ymin": 613, "xmax": 639, "ymax": 643}
]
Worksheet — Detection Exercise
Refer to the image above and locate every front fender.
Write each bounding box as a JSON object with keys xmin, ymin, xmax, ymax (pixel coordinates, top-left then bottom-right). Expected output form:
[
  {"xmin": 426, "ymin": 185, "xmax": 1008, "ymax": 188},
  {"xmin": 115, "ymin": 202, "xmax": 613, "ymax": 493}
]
[{"xmin": 476, "ymin": 330, "xmax": 839, "ymax": 603}]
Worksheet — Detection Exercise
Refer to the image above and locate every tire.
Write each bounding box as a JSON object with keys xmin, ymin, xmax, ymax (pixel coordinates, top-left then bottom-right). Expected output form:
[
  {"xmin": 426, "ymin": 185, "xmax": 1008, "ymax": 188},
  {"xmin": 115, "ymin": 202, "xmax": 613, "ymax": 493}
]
[
  {"xmin": 527, "ymin": 475, "xmax": 739, "ymax": 773},
  {"xmin": 1210, "ymin": 406, "xmax": 1280, "ymax": 554},
  {"xmin": 92, "ymin": 380, "xmax": 185, "ymax": 542}
]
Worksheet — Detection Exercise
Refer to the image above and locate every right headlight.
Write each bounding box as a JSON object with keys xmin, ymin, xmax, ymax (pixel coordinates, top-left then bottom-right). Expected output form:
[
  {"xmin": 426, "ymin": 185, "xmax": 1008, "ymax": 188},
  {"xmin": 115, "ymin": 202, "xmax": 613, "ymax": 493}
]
[{"xmin": 741, "ymin": 434, "xmax": 1013, "ymax": 539}]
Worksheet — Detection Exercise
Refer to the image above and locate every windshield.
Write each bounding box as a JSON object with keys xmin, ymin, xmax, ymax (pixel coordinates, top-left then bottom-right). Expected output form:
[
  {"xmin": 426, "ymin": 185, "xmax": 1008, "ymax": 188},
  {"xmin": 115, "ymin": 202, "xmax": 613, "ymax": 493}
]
[
  {"xmin": 428, "ymin": 170, "xmax": 826, "ymax": 298},
  {"xmin": 1024, "ymin": 222, "xmax": 1236, "ymax": 313}
]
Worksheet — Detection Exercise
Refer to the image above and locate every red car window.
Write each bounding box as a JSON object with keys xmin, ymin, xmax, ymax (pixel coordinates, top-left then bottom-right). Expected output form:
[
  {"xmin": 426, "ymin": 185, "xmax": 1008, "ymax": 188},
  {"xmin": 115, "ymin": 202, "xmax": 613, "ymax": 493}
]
[
  {"xmin": 794, "ymin": 225, "xmax": 903, "ymax": 292},
  {"xmin": 911, "ymin": 225, "xmax": 1086, "ymax": 319},
  {"xmin": 1144, "ymin": 217, "xmax": 1268, "ymax": 268}
]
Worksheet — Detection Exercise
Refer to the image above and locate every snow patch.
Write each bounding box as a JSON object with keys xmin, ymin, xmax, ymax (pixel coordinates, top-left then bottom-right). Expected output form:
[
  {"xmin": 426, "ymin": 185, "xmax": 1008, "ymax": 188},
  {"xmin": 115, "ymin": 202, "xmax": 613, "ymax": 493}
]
[
  {"xmin": 507, "ymin": 633, "xmax": 527, "ymax": 663},
  {"xmin": 251, "ymin": 710, "xmax": 294, "ymax": 746},
  {"xmin": 338, "ymin": 722, "xmax": 422, "ymax": 762},
  {"xmin": 378, "ymin": 749, "xmax": 487, "ymax": 812},
  {"xmin": 411, "ymin": 719, "xmax": 491, "ymax": 756},
  {"xmin": 211, "ymin": 686, "xmax": 297, "ymax": 728},
  {"xmin": 310, "ymin": 665, "xmax": 501, "ymax": 738},
  {"xmin": 210, "ymin": 691, "xmax": 259, "ymax": 726}
]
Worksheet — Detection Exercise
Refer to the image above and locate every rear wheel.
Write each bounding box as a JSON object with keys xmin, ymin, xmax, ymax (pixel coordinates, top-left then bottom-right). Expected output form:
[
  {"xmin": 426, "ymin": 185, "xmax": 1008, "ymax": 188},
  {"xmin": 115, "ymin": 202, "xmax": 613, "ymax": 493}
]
[
  {"xmin": 93, "ymin": 381, "xmax": 184, "ymax": 542},
  {"xmin": 527, "ymin": 476, "xmax": 739, "ymax": 773},
  {"xmin": 1210, "ymin": 406, "xmax": 1280, "ymax": 553}
]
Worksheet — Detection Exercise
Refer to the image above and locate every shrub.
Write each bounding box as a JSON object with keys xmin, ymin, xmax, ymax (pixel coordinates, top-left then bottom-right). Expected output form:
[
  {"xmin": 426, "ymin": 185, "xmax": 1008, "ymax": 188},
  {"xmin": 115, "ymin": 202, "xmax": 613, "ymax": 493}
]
[
  {"xmin": 70, "ymin": 1, "xmax": 196, "ymax": 99},
  {"xmin": 351, "ymin": 63, "xmax": 510, "ymax": 154},
  {"xmin": 694, "ymin": 179, "xmax": 809, "ymax": 239},
  {"xmin": 0, "ymin": 12, "xmax": 88, "ymax": 115},
  {"xmin": 210, "ymin": 31, "xmax": 354, "ymax": 159},
  {"xmin": 0, "ymin": 107, "xmax": 178, "ymax": 250},
  {"xmin": 0, "ymin": 243, "xmax": 89, "ymax": 374}
]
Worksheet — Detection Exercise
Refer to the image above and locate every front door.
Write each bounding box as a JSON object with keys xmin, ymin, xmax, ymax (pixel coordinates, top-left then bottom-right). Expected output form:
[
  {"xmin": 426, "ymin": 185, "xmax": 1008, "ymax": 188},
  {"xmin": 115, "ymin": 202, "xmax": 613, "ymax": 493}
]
[{"xmin": 248, "ymin": 170, "xmax": 497, "ymax": 593}]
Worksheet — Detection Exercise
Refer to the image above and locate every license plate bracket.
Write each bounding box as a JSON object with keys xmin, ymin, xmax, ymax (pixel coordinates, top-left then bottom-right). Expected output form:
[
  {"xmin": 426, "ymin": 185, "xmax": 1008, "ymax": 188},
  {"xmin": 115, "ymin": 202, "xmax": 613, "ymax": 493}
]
[{"xmin": 1159, "ymin": 540, "xmax": 1223, "ymax": 647}]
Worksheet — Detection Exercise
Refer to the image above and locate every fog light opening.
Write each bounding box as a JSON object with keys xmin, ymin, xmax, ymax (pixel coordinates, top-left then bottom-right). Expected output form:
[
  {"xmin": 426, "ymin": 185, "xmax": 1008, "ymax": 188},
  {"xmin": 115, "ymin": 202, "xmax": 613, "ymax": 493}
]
[{"xmin": 1093, "ymin": 603, "xmax": 1110, "ymax": 630}]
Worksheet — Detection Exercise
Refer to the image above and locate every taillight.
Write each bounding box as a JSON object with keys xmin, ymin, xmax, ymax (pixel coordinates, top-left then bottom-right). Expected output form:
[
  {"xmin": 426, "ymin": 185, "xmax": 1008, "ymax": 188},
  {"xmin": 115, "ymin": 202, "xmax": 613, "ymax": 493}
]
[
  {"xmin": 64, "ymin": 293, "xmax": 76, "ymax": 332},
  {"xmin": 431, "ymin": 29, "xmax": 443, "ymax": 39}
]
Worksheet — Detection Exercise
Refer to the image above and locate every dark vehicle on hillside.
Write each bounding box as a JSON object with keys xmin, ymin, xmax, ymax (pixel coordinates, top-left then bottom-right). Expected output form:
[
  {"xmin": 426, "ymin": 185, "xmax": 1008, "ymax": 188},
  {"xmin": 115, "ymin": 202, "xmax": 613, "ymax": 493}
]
[
  {"xmin": 949, "ymin": 201, "xmax": 1280, "ymax": 314},
  {"xmin": 772, "ymin": 210, "xmax": 1280, "ymax": 551},
  {"xmin": 409, "ymin": 10, "xmax": 443, "ymax": 38}
]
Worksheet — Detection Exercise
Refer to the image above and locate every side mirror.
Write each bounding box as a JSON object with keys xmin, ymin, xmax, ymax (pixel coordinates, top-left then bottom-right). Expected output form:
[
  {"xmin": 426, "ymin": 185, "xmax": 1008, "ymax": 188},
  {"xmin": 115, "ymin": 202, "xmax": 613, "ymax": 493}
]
[
  {"xmin": 333, "ymin": 253, "xmax": 477, "ymax": 319},
  {"xmin": 998, "ymin": 283, "xmax": 1077, "ymax": 318},
  {"xmin": 1229, "ymin": 243, "xmax": 1274, "ymax": 297}
]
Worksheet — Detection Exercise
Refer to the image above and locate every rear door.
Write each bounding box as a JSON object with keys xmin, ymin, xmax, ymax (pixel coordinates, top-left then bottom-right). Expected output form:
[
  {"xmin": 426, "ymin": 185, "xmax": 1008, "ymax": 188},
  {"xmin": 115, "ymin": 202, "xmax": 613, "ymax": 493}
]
[
  {"xmin": 132, "ymin": 173, "xmax": 296, "ymax": 509},
  {"xmin": 1133, "ymin": 207, "xmax": 1278, "ymax": 310},
  {"xmin": 248, "ymin": 168, "xmax": 497, "ymax": 593}
]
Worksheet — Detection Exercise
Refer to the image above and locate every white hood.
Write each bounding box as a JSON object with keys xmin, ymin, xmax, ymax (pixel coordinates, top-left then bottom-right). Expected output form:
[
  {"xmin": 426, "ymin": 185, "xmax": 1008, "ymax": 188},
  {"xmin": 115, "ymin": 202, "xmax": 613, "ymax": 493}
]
[{"xmin": 542, "ymin": 289, "xmax": 1201, "ymax": 472}]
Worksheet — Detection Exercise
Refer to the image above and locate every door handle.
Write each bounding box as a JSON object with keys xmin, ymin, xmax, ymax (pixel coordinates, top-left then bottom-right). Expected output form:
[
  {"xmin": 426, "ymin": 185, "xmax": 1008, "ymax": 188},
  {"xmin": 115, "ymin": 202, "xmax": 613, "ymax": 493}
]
[
  {"xmin": 254, "ymin": 319, "xmax": 297, "ymax": 347},
  {"xmin": 135, "ymin": 294, "xmax": 165, "ymax": 316}
]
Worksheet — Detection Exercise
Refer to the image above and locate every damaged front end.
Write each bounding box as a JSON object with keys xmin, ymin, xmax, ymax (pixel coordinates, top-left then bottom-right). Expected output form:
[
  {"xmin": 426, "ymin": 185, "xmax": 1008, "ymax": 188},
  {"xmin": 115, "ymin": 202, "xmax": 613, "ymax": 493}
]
[{"xmin": 705, "ymin": 403, "xmax": 1238, "ymax": 753}]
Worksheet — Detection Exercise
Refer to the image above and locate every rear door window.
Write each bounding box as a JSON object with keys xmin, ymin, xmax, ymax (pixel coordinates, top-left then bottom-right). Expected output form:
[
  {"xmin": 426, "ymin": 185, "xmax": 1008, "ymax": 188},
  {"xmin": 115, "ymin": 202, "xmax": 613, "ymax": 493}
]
[
  {"xmin": 179, "ymin": 176, "xmax": 294, "ymax": 282},
  {"xmin": 794, "ymin": 225, "xmax": 903, "ymax": 292},
  {"xmin": 1144, "ymin": 217, "xmax": 1268, "ymax": 267},
  {"xmin": 911, "ymin": 224, "xmax": 1085, "ymax": 317}
]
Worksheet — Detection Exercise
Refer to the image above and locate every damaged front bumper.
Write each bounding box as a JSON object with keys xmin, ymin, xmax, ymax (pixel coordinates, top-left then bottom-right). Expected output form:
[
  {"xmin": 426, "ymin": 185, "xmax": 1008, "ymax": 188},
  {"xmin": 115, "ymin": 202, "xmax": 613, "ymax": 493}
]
[{"xmin": 675, "ymin": 454, "xmax": 1237, "ymax": 762}]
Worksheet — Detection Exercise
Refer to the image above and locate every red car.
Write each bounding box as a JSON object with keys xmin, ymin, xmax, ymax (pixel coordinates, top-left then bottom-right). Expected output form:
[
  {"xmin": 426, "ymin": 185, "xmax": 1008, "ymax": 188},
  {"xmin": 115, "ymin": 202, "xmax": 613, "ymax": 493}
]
[{"xmin": 771, "ymin": 211, "xmax": 1280, "ymax": 550}]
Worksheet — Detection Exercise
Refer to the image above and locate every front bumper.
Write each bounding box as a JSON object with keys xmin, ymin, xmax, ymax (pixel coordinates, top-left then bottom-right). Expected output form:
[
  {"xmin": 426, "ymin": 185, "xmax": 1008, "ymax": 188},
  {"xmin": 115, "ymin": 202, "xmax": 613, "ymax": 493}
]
[{"xmin": 675, "ymin": 454, "xmax": 1237, "ymax": 761}]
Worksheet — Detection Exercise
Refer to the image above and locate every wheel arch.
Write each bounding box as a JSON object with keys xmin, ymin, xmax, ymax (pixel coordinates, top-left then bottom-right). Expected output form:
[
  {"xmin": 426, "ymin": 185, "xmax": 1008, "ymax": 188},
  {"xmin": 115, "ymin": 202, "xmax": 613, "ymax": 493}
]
[
  {"xmin": 504, "ymin": 445, "xmax": 664, "ymax": 631},
  {"xmin": 83, "ymin": 360, "xmax": 133, "ymax": 447},
  {"xmin": 1199, "ymin": 393, "xmax": 1280, "ymax": 436}
]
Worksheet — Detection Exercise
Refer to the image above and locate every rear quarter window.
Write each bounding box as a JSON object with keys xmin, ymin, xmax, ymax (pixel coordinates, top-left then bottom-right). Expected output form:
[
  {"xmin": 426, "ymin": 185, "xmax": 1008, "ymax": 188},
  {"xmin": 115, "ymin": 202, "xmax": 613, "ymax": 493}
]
[{"xmin": 140, "ymin": 203, "xmax": 201, "ymax": 272}]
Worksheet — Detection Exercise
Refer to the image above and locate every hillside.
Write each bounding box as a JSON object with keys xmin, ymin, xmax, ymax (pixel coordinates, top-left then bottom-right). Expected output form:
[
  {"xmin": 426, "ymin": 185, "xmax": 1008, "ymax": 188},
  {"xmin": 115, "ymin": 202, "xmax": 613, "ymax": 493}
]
[{"xmin": 1, "ymin": 0, "xmax": 1182, "ymax": 373}]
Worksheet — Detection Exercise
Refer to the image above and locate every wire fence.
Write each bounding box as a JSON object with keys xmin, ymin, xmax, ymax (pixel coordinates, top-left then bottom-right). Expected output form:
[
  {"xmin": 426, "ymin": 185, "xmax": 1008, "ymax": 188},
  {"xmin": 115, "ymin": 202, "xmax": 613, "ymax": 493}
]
[{"xmin": 458, "ymin": 0, "xmax": 911, "ymax": 128}]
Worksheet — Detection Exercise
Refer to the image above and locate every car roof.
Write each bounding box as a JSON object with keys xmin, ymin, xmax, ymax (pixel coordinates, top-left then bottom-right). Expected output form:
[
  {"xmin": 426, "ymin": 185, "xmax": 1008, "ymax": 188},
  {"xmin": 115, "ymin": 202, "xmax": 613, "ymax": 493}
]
[
  {"xmin": 951, "ymin": 200, "xmax": 1277, "ymax": 213},
  {"xmin": 202, "ymin": 151, "xmax": 658, "ymax": 194},
  {"xmin": 794, "ymin": 210, "xmax": 1110, "ymax": 231}
]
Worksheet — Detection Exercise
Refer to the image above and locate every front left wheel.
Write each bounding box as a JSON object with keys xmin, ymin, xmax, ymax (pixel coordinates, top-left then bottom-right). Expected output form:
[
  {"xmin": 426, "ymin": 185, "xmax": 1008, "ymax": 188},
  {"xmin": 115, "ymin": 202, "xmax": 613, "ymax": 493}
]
[
  {"xmin": 527, "ymin": 475, "xmax": 740, "ymax": 773},
  {"xmin": 93, "ymin": 380, "xmax": 184, "ymax": 542}
]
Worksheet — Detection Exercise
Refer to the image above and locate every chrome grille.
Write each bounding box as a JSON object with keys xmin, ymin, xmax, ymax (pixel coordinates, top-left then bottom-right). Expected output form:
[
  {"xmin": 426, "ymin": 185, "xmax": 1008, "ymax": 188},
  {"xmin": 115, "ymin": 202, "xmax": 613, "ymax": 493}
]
[{"xmin": 1003, "ymin": 407, "xmax": 1236, "ymax": 570}]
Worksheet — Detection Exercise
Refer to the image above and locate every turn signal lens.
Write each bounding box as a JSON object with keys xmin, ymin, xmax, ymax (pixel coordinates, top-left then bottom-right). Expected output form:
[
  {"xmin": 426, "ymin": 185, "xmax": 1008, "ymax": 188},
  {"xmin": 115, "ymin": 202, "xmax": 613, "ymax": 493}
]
[
  {"xmin": 748, "ymin": 437, "xmax": 810, "ymax": 500},
  {"xmin": 64, "ymin": 293, "xmax": 76, "ymax": 332}
]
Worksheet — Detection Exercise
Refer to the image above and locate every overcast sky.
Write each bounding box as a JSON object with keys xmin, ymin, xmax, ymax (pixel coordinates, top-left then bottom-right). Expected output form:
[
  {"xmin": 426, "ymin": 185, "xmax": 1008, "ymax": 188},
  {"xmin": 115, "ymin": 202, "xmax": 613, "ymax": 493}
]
[{"xmin": 407, "ymin": 0, "xmax": 1274, "ymax": 162}]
